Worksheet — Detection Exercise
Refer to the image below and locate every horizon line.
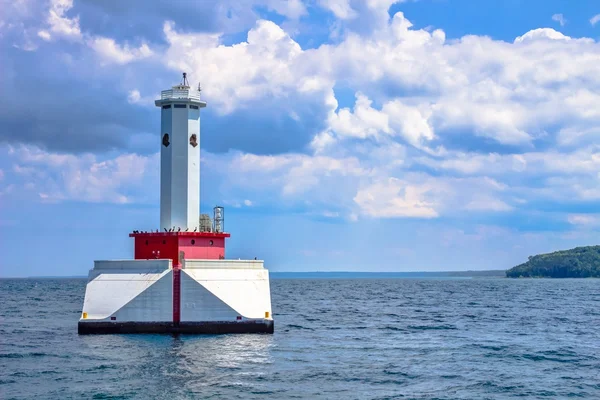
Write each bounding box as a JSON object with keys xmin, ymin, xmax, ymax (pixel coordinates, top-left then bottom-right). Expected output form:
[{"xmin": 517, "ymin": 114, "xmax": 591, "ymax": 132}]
[{"xmin": 0, "ymin": 269, "xmax": 507, "ymax": 279}]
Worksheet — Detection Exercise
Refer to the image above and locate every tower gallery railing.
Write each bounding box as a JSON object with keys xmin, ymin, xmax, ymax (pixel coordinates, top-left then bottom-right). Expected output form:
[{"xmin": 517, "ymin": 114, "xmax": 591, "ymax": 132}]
[{"xmin": 160, "ymin": 89, "xmax": 201, "ymax": 101}]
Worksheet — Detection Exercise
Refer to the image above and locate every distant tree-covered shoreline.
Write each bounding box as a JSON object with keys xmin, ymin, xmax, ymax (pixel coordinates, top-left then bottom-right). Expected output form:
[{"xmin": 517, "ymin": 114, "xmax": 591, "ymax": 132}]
[{"xmin": 506, "ymin": 246, "xmax": 600, "ymax": 278}]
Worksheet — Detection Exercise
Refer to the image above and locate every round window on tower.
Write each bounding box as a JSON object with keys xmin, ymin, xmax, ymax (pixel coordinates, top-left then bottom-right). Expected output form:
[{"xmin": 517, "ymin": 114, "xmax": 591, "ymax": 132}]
[
  {"xmin": 189, "ymin": 134, "xmax": 198, "ymax": 148},
  {"xmin": 191, "ymin": 239, "xmax": 195, "ymax": 245},
  {"xmin": 209, "ymin": 240, "xmax": 214, "ymax": 246},
  {"xmin": 162, "ymin": 133, "xmax": 170, "ymax": 147}
]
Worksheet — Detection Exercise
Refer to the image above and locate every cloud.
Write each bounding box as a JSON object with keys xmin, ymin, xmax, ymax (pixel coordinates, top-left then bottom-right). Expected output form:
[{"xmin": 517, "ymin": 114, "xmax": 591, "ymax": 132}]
[
  {"xmin": 199, "ymin": 147, "xmax": 517, "ymax": 221},
  {"xmin": 327, "ymin": 92, "xmax": 391, "ymax": 140},
  {"xmin": 159, "ymin": 12, "xmax": 600, "ymax": 156},
  {"xmin": 353, "ymin": 175, "xmax": 512, "ymax": 218},
  {"xmin": 160, "ymin": 19, "xmax": 335, "ymax": 154},
  {"xmin": 0, "ymin": 0, "xmax": 313, "ymax": 52},
  {"xmin": 69, "ymin": 0, "xmax": 309, "ymax": 45},
  {"xmin": 567, "ymin": 214, "xmax": 600, "ymax": 226},
  {"xmin": 353, "ymin": 177, "xmax": 441, "ymax": 218},
  {"xmin": 126, "ymin": 89, "xmax": 155, "ymax": 107},
  {"xmin": 514, "ymin": 27, "xmax": 571, "ymax": 43},
  {"xmin": 591, "ymin": 14, "xmax": 600, "ymax": 26},
  {"xmin": 37, "ymin": 30, "xmax": 51, "ymax": 41},
  {"xmin": 3, "ymin": 5, "xmax": 600, "ymax": 231},
  {"xmin": 38, "ymin": 0, "xmax": 154, "ymax": 64},
  {"xmin": 318, "ymin": 0, "xmax": 358, "ymax": 20},
  {"xmin": 38, "ymin": 0, "xmax": 82, "ymax": 41},
  {"xmin": 318, "ymin": 92, "xmax": 435, "ymax": 150},
  {"xmin": 0, "ymin": 50, "xmax": 158, "ymax": 153},
  {"xmin": 199, "ymin": 150, "xmax": 371, "ymax": 217},
  {"xmin": 264, "ymin": 0, "xmax": 308, "ymax": 19},
  {"xmin": 411, "ymin": 146, "xmax": 600, "ymax": 208},
  {"xmin": 221, "ymin": 151, "xmax": 367, "ymax": 195},
  {"xmin": 163, "ymin": 19, "xmax": 304, "ymax": 114},
  {"xmin": 551, "ymin": 13, "xmax": 566, "ymax": 27},
  {"xmin": 127, "ymin": 90, "xmax": 142, "ymax": 104},
  {"xmin": 319, "ymin": 0, "xmax": 407, "ymax": 37},
  {"xmin": 6, "ymin": 8, "xmax": 600, "ymax": 158},
  {"xmin": 5, "ymin": 145, "xmax": 158, "ymax": 204},
  {"xmin": 88, "ymin": 37, "xmax": 152, "ymax": 65}
]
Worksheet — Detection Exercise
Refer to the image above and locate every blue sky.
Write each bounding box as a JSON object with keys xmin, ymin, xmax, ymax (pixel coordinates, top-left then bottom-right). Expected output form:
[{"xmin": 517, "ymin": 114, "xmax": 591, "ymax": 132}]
[{"xmin": 2, "ymin": 0, "xmax": 600, "ymax": 277}]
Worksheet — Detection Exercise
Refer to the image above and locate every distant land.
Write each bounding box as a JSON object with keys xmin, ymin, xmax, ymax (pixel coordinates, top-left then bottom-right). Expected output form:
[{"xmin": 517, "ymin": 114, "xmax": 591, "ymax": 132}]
[
  {"xmin": 3, "ymin": 270, "xmax": 507, "ymax": 279},
  {"xmin": 506, "ymin": 246, "xmax": 600, "ymax": 278}
]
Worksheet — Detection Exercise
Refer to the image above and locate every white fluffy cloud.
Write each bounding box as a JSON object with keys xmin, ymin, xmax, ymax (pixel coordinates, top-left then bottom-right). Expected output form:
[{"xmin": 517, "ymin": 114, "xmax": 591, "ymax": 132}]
[
  {"xmin": 32, "ymin": 0, "xmax": 155, "ymax": 65},
  {"xmin": 159, "ymin": 13, "xmax": 600, "ymax": 153},
  {"xmin": 328, "ymin": 93, "xmax": 391, "ymax": 140},
  {"xmin": 199, "ymin": 147, "xmax": 516, "ymax": 220},
  {"xmin": 206, "ymin": 151, "xmax": 368, "ymax": 213},
  {"xmin": 265, "ymin": 0, "xmax": 307, "ymax": 19},
  {"xmin": 514, "ymin": 28, "xmax": 571, "ymax": 43},
  {"xmin": 6, "ymin": 5, "xmax": 600, "ymax": 226},
  {"xmin": 163, "ymin": 19, "xmax": 305, "ymax": 114},
  {"xmin": 127, "ymin": 89, "xmax": 155, "ymax": 106},
  {"xmin": 318, "ymin": 0, "xmax": 405, "ymax": 22},
  {"xmin": 315, "ymin": 92, "xmax": 434, "ymax": 150},
  {"xmin": 6, "ymin": 145, "xmax": 158, "ymax": 204},
  {"xmin": 353, "ymin": 177, "xmax": 442, "ymax": 218},
  {"xmin": 37, "ymin": 0, "xmax": 81, "ymax": 41},
  {"xmin": 89, "ymin": 37, "xmax": 153, "ymax": 65},
  {"xmin": 353, "ymin": 175, "xmax": 512, "ymax": 218},
  {"xmin": 319, "ymin": 0, "xmax": 358, "ymax": 19}
]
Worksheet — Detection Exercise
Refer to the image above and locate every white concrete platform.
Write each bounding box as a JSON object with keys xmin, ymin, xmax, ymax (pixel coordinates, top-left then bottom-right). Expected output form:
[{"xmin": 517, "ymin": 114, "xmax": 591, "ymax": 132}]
[
  {"xmin": 182, "ymin": 260, "xmax": 272, "ymax": 322},
  {"xmin": 78, "ymin": 259, "xmax": 274, "ymax": 334}
]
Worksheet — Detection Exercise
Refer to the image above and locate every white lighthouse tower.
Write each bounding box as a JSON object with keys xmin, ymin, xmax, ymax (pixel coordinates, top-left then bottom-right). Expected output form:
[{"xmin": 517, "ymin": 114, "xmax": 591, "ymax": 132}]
[
  {"xmin": 156, "ymin": 73, "xmax": 204, "ymax": 232},
  {"xmin": 77, "ymin": 74, "xmax": 274, "ymax": 334}
]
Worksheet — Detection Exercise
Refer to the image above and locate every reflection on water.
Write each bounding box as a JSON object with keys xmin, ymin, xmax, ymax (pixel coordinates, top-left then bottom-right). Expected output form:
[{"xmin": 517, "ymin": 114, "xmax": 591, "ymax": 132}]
[
  {"xmin": 175, "ymin": 335, "xmax": 275, "ymax": 392},
  {"xmin": 76, "ymin": 333, "xmax": 275, "ymax": 397}
]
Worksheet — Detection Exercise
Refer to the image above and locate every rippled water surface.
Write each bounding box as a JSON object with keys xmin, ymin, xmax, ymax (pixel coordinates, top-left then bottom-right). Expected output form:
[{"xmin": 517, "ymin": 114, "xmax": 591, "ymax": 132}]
[{"xmin": 1, "ymin": 278, "xmax": 600, "ymax": 399}]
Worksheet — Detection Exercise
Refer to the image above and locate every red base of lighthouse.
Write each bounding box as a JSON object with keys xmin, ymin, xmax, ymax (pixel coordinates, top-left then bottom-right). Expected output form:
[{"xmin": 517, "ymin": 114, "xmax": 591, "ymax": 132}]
[{"xmin": 129, "ymin": 231, "xmax": 231, "ymax": 266}]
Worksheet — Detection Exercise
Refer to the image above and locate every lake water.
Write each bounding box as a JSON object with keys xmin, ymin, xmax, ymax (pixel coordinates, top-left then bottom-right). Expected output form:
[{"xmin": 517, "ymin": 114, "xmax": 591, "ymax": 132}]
[{"xmin": 1, "ymin": 277, "xmax": 599, "ymax": 399}]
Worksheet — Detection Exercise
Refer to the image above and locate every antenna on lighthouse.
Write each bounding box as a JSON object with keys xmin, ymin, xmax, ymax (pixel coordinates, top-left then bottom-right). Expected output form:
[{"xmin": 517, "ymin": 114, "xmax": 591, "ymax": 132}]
[
  {"xmin": 182, "ymin": 72, "xmax": 190, "ymax": 88},
  {"xmin": 197, "ymin": 82, "xmax": 202, "ymax": 93}
]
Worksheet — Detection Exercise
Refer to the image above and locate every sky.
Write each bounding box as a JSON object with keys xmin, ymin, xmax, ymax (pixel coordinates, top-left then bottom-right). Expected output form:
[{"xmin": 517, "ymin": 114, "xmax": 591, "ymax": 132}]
[{"xmin": 1, "ymin": 0, "xmax": 600, "ymax": 277}]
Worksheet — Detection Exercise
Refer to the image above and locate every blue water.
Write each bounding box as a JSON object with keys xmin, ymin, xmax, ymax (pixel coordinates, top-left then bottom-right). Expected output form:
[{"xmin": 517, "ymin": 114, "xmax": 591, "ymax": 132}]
[{"xmin": 1, "ymin": 278, "xmax": 599, "ymax": 399}]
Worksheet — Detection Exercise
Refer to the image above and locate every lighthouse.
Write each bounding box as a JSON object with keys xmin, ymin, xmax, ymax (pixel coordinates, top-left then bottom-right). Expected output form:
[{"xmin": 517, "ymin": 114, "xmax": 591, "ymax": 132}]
[
  {"xmin": 158, "ymin": 72, "xmax": 203, "ymax": 232},
  {"xmin": 78, "ymin": 74, "xmax": 274, "ymax": 334}
]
